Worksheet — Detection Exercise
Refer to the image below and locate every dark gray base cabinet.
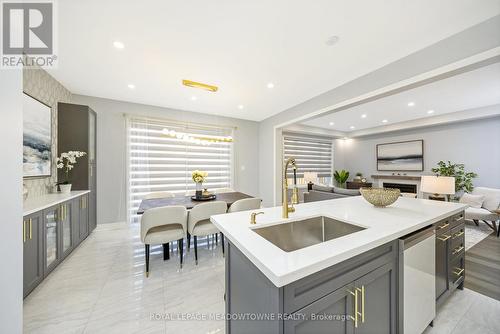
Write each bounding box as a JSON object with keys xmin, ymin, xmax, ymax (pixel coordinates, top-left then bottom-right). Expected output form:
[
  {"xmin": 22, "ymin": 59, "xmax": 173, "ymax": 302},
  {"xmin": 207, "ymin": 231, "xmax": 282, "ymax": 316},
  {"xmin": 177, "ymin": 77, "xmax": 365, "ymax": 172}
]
[
  {"xmin": 225, "ymin": 240, "xmax": 400, "ymax": 334},
  {"xmin": 23, "ymin": 212, "xmax": 44, "ymax": 298},
  {"xmin": 23, "ymin": 194, "xmax": 90, "ymax": 298},
  {"xmin": 435, "ymin": 211, "xmax": 465, "ymax": 308}
]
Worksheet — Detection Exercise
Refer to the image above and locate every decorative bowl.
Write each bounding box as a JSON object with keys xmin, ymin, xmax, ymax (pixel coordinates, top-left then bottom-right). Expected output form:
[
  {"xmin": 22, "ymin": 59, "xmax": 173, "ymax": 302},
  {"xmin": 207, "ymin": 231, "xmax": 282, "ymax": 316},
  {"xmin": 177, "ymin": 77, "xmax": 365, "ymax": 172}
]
[{"xmin": 359, "ymin": 187, "xmax": 400, "ymax": 207}]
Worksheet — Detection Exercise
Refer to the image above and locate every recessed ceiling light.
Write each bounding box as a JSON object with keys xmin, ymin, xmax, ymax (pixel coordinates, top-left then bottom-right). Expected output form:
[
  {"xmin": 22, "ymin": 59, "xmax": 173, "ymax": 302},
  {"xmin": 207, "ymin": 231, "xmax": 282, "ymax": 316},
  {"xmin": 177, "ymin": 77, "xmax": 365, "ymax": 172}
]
[
  {"xmin": 238, "ymin": 105, "xmax": 244, "ymax": 110},
  {"xmin": 349, "ymin": 126, "xmax": 355, "ymax": 130},
  {"xmin": 382, "ymin": 119, "xmax": 388, "ymax": 123},
  {"xmin": 329, "ymin": 122, "xmax": 334, "ymax": 126},
  {"xmin": 325, "ymin": 35, "xmax": 340, "ymax": 46},
  {"xmin": 113, "ymin": 41, "xmax": 125, "ymax": 49},
  {"xmin": 427, "ymin": 110, "xmax": 435, "ymax": 114},
  {"xmin": 407, "ymin": 102, "xmax": 415, "ymax": 107},
  {"xmin": 361, "ymin": 114, "xmax": 367, "ymax": 118},
  {"xmin": 191, "ymin": 96, "xmax": 197, "ymax": 101},
  {"xmin": 267, "ymin": 82, "xmax": 275, "ymax": 89},
  {"xmin": 127, "ymin": 84, "xmax": 135, "ymax": 89}
]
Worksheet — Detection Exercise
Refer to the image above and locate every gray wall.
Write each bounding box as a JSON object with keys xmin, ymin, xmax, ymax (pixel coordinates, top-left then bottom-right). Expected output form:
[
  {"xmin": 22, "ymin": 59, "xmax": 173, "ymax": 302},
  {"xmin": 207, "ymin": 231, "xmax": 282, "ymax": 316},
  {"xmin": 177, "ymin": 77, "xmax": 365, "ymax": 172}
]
[
  {"xmin": 335, "ymin": 117, "xmax": 500, "ymax": 188},
  {"xmin": 72, "ymin": 95, "xmax": 260, "ymax": 224},
  {"xmin": 0, "ymin": 70, "xmax": 23, "ymax": 333},
  {"xmin": 259, "ymin": 15, "xmax": 500, "ymax": 206}
]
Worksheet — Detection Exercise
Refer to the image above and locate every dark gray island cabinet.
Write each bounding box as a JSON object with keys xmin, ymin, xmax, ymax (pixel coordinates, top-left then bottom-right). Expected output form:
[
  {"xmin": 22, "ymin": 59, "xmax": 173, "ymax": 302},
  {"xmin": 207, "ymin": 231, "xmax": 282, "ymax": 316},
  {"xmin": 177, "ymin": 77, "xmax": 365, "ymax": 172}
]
[
  {"xmin": 23, "ymin": 192, "xmax": 92, "ymax": 298},
  {"xmin": 225, "ymin": 240, "xmax": 400, "ymax": 334},
  {"xmin": 223, "ymin": 209, "xmax": 466, "ymax": 334}
]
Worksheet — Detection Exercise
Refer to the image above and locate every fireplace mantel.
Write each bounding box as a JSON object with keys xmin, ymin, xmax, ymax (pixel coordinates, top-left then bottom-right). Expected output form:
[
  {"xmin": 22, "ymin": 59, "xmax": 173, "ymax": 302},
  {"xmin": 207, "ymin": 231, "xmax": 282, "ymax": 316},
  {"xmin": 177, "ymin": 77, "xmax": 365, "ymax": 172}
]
[{"xmin": 371, "ymin": 174, "xmax": 422, "ymax": 181}]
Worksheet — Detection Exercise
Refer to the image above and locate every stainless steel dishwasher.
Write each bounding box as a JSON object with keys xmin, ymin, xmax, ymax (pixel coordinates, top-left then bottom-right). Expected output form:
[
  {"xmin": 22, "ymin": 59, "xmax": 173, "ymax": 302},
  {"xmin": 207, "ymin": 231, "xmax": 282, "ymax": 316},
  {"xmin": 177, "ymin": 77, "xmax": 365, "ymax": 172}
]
[{"xmin": 400, "ymin": 225, "xmax": 436, "ymax": 334}]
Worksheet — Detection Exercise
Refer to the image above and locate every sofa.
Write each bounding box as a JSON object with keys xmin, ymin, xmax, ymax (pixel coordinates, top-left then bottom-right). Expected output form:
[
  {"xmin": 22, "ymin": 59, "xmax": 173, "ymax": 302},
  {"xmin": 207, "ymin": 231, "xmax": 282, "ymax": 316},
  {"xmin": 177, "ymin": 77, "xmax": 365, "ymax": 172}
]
[
  {"xmin": 462, "ymin": 187, "xmax": 500, "ymax": 237},
  {"xmin": 304, "ymin": 184, "xmax": 360, "ymax": 203}
]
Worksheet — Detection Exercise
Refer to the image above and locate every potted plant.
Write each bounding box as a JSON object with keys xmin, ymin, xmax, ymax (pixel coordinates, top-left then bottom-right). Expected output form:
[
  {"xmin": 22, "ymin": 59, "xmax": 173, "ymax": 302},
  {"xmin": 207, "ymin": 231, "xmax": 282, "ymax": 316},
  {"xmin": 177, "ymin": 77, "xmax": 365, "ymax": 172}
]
[
  {"xmin": 56, "ymin": 151, "xmax": 87, "ymax": 193},
  {"xmin": 192, "ymin": 170, "xmax": 208, "ymax": 198},
  {"xmin": 334, "ymin": 170, "xmax": 350, "ymax": 188},
  {"xmin": 431, "ymin": 160, "xmax": 478, "ymax": 201}
]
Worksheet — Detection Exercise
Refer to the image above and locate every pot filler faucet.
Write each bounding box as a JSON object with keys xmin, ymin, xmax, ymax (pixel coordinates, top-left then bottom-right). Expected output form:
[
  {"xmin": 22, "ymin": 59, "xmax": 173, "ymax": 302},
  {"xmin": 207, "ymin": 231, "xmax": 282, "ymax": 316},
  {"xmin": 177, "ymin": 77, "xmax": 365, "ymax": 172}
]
[{"xmin": 282, "ymin": 157, "xmax": 299, "ymax": 218}]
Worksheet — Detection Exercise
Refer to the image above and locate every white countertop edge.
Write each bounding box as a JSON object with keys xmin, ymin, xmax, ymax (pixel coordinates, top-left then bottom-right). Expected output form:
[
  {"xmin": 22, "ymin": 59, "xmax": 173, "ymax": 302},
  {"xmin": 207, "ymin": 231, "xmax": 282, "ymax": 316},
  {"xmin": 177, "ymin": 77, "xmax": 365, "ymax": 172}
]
[
  {"xmin": 23, "ymin": 190, "xmax": 91, "ymax": 216},
  {"xmin": 212, "ymin": 199, "xmax": 467, "ymax": 287}
]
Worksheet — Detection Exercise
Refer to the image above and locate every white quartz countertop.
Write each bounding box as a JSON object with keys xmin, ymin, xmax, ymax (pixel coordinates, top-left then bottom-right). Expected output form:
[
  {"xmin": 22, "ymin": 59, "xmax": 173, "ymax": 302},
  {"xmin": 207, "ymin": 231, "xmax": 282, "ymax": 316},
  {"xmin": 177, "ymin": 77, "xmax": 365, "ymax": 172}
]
[
  {"xmin": 23, "ymin": 190, "xmax": 90, "ymax": 216},
  {"xmin": 211, "ymin": 196, "xmax": 467, "ymax": 287}
]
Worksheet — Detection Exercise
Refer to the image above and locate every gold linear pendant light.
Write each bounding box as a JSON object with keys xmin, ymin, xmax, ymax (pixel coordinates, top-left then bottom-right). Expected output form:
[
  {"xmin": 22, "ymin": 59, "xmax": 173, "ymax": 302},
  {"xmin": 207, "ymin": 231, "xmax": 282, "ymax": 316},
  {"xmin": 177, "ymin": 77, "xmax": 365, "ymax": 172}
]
[{"xmin": 182, "ymin": 79, "xmax": 218, "ymax": 92}]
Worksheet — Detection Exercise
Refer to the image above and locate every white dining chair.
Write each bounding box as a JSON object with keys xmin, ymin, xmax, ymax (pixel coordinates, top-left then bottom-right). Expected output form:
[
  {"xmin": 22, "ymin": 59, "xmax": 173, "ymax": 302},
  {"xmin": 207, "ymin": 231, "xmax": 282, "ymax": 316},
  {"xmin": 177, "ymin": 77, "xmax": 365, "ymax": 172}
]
[
  {"xmin": 140, "ymin": 205, "xmax": 187, "ymax": 276},
  {"xmin": 144, "ymin": 191, "xmax": 175, "ymax": 200},
  {"xmin": 228, "ymin": 198, "xmax": 262, "ymax": 213},
  {"xmin": 187, "ymin": 201, "xmax": 227, "ymax": 264}
]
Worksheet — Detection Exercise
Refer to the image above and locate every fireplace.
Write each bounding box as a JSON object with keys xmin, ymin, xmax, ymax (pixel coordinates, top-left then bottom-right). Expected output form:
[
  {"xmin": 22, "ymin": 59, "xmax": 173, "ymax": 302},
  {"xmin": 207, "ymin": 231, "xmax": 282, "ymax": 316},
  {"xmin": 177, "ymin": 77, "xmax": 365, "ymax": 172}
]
[{"xmin": 383, "ymin": 182, "xmax": 417, "ymax": 194}]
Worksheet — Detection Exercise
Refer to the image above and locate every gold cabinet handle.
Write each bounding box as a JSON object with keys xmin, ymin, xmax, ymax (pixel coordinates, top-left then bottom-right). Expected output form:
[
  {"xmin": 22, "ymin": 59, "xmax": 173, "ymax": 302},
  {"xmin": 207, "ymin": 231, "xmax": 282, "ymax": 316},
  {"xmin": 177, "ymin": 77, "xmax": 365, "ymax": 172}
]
[
  {"xmin": 438, "ymin": 222, "xmax": 449, "ymax": 229},
  {"xmin": 453, "ymin": 231, "xmax": 464, "ymax": 238},
  {"xmin": 453, "ymin": 268, "xmax": 464, "ymax": 276},
  {"xmin": 356, "ymin": 286, "xmax": 365, "ymax": 323},
  {"xmin": 348, "ymin": 289, "xmax": 359, "ymax": 328},
  {"xmin": 23, "ymin": 220, "xmax": 26, "ymax": 243},
  {"xmin": 437, "ymin": 235, "xmax": 451, "ymax": 241},
  {"xmin": 29, "ymin": 218, "xmax": 32, "ymax": 240},
  {"xmin": 452, "ymin": 246, "xmax": 464, "ymax": 255}
]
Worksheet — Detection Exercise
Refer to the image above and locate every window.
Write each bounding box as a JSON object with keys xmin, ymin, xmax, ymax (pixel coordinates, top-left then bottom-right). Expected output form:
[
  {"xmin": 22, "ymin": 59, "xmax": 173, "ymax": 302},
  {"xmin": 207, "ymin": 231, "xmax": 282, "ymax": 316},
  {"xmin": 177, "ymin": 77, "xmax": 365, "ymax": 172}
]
[
  {"xmin": 282, "ymin": 133, "xmax": 333, "ymax": 185},
  {"xmin": 127, "ymin": 117, "xmax": 233, "ymax": 223}
]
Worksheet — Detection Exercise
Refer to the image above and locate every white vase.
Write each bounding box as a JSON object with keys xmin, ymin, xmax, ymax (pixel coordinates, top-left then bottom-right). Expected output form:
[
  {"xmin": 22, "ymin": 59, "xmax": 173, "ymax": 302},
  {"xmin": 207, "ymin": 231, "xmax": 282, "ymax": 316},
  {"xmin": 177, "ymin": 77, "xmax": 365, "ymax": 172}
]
[{"xmin": 60, "ymin": 184, "xmax": 72, "ymax": 193}]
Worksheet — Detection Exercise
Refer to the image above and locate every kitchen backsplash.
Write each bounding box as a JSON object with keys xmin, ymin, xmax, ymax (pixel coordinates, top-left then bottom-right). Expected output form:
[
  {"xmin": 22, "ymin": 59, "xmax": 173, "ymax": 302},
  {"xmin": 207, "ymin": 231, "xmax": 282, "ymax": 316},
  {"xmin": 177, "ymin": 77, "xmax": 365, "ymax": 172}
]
[{"xmin": 23, "ymin": 66, "xmax": 72, "ymax": 198}]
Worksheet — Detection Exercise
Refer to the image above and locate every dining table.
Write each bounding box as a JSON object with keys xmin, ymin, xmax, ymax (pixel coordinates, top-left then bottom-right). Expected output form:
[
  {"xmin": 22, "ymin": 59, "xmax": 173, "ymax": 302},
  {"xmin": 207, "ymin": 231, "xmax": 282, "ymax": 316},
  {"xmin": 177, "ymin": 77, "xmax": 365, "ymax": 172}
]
[{"xmin": 136, "ymin": 191, "xmax": 254, "ymax": 214}]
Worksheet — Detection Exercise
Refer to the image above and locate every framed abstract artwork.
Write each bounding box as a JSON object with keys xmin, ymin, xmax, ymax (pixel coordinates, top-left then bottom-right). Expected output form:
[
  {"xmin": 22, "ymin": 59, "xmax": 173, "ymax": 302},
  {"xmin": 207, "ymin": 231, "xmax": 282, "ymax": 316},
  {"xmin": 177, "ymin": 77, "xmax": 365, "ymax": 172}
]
[
  {"xmin": 376, "ymin": 140, "xmax": 424, "ymax": 171},
  {"xmin": 23, "ymin": 93, "xmax": 52, "ymax": 178}
]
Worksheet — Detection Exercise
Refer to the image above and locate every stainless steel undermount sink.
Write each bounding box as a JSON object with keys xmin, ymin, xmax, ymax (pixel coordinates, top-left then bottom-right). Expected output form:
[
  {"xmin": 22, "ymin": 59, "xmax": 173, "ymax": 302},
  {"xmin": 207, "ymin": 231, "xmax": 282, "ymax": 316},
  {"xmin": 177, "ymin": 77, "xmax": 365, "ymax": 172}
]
[{"xmin": 251, "ymin": 216, "xmax": 365, "ymax": 252}]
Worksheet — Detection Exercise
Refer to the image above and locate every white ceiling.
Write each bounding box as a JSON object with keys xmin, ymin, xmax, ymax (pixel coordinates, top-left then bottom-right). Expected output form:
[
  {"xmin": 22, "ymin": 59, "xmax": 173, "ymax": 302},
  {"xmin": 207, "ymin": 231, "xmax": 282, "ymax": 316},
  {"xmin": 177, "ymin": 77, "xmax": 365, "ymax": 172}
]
[
  {"xmin": 48, "ymin": 0, "xmax": 500, "ymax": 121},
  {"xmin": 301, "ymin": 62, "xmax": 500, "ymax": 131}
]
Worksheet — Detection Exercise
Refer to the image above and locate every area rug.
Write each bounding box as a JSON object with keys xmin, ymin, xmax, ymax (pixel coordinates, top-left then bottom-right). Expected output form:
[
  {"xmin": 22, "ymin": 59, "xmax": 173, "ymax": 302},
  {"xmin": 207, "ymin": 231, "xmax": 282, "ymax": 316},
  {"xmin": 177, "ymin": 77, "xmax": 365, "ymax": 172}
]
[
  {"xmin": 464, "ymin": 232, "xmax": 500, "ymax": 301},
  {"xmin": 464, "ymin": 219, "xmax": 494, "ymax": 251}
]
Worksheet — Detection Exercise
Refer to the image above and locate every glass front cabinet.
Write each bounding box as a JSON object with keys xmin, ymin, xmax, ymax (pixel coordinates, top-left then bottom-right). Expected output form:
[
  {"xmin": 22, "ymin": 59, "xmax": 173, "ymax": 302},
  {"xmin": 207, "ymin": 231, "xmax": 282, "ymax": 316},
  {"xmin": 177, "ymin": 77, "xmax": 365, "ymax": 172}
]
[{"xmin": 43, "ymin": 204, "xmax": 61, "ymax": 275}]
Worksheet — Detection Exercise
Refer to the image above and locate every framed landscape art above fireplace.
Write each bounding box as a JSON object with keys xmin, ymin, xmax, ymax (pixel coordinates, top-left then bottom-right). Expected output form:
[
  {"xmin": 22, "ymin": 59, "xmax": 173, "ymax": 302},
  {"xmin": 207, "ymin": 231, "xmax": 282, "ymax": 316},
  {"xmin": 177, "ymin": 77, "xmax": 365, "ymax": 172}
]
[{"xmin": 376, "ymin": 139, "xmax": 424, "ymax": 171}]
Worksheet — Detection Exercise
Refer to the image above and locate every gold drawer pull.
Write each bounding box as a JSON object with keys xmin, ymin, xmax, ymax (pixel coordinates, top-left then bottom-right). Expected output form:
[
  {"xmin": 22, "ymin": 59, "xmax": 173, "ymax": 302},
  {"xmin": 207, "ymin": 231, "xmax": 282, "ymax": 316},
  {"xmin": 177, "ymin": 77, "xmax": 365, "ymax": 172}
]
[
  {"xmin": 348, "ymin": 288, "xmax": 359, "ymax": 328},
  {"xmin": 452, "ymin": 246, "xmax": 464, "ymax": 255},
  {"xmin": 438, "ymin": 223, "xmax": 449, "ymax": 229},
  {"xmin": 453, "ymin": 231, "xmax": 464, "ymax": 238},
  {"xmin": 437, "ymin": 235, "xmax": 451, "ymax": 242},
  {"xmin": 23, "ymin": 220, "xmax": 26, "ymax": 243},
  {"xmin": 29, "ymin": 218, "xmax": 32, "ymax": 239},
  {"xmin": 356, "ymin": 286, "xmax": 365, "ymax": 323},
  {"xmin": 453, "ymin": 268, "xmax": 464, "ymax": 276}
]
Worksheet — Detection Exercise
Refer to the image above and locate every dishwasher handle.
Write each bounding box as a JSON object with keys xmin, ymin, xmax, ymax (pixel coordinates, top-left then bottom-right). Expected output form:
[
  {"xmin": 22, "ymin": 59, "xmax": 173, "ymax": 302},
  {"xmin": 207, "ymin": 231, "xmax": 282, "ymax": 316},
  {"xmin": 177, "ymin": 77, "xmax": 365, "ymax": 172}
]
[{"xmin": 401, "ymin": 226, "xmax": 435, "ymax": 250}]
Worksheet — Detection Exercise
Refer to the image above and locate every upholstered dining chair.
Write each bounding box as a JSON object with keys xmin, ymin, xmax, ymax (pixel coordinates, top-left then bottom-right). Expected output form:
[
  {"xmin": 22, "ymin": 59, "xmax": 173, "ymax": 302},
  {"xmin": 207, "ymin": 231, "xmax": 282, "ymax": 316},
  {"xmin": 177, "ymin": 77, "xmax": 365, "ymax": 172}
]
[
  {"xmin": 140, "ymin": 205, "xmax": 187, "ymax": 277},
  {"xmin": 187, "ymin": 201, "xmax": 227, "ymax": 264},
  {"xmin": 144, "ymin": 191, "xmax": 175, "ymax": 199},
  {"xmin": 228, "ymin": 198, "xmax": 262, "ymax": 213}
]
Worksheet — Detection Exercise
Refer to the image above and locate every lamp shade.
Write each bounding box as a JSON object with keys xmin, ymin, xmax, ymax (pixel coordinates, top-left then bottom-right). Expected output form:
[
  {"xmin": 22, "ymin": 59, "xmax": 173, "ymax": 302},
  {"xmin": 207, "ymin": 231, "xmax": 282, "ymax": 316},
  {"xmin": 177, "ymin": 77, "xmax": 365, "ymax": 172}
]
[
  {"xmin": 420, "ymin": 175, "xmax": 455, "ymax": 195},
  {"xmin": 303, "ymin": 172, "xmax": 318, "ymax": 183}
]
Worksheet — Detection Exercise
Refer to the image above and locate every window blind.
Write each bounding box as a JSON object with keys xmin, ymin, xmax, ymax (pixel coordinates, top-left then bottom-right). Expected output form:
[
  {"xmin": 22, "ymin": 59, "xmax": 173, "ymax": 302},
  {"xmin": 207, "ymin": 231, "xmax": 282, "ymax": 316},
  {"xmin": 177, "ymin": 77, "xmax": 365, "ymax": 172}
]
[
  {"xmin": 283, "ymin": 133, "xmax": 333, "ymax": 185},
  {"xmin": 127, "ymin": 117, "xmax": 233, "ymax": 223}
]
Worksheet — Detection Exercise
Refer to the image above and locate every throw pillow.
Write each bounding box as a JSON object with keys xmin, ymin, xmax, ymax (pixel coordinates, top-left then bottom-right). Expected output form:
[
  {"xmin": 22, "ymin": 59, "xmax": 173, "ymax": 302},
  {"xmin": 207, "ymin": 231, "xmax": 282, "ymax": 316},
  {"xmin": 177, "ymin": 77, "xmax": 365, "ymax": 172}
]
[{"xmin": 459, "ymin": 193, "xmax": 485, "ymax": 209}]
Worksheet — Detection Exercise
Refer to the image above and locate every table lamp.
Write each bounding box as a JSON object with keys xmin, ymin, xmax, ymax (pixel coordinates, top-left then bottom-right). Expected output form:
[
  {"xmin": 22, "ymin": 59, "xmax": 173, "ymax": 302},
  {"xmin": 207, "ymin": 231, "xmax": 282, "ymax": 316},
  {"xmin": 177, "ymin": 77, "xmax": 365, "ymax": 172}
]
[
  {"xmin": 303, "ymin": 172, "xmax": 318, "ymax": 191},
  {"xmin": 420, "ymin": 175, "xmax": 455, "ymax": 201}
]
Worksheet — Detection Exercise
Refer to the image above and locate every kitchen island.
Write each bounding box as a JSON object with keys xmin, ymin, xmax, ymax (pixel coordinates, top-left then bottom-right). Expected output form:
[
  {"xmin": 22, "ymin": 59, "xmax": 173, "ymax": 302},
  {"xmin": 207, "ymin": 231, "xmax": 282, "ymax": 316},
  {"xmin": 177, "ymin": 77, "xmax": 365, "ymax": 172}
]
[{"xmin": 211, "ymin": 196, "xmax": 467, "ymax": 334}]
